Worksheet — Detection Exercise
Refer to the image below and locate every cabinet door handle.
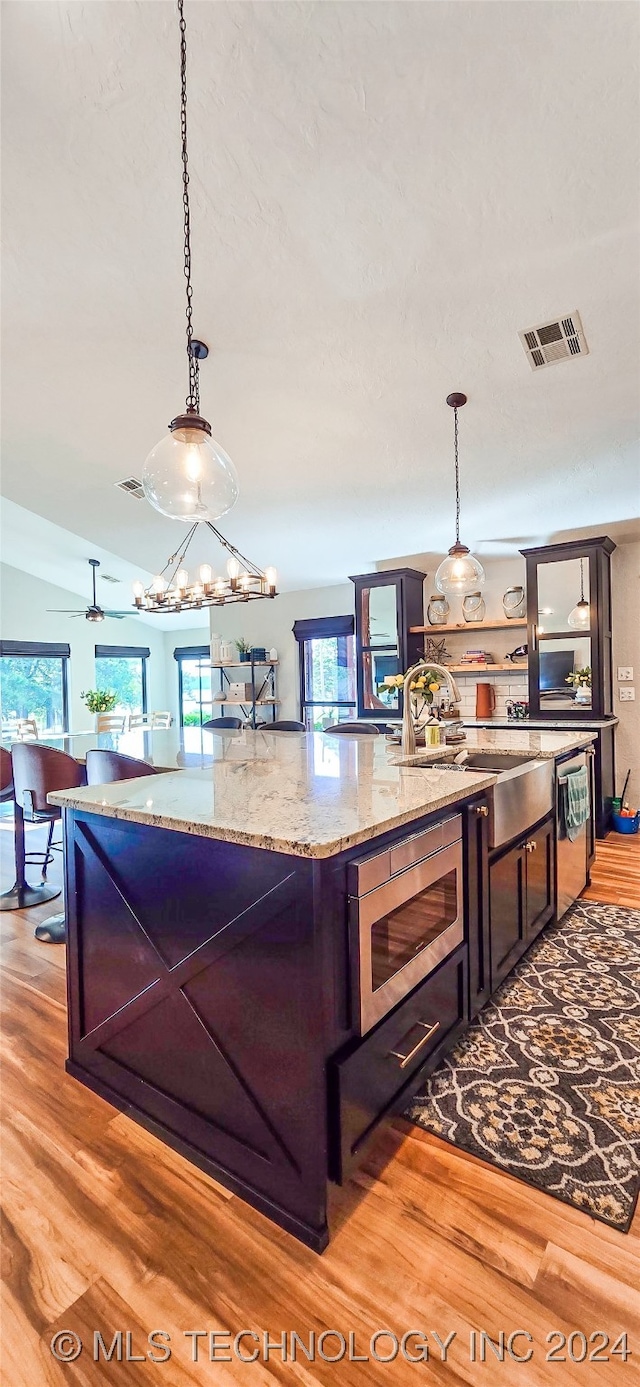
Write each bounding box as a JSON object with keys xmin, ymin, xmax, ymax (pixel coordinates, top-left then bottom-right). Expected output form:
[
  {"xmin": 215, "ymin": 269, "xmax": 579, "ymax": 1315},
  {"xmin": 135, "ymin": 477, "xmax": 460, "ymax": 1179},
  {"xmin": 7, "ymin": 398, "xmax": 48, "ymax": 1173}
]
[
  {"xmin": 525, "ymin": 839, "xmax": 537, "ymax": 852},
  {"xmin": 389, "ymin": 1020, "xmax": 440, "ymax": 1069},
  {"xmin": 475, "ymin": 804, "xmax": 489, "ymax": 817}
]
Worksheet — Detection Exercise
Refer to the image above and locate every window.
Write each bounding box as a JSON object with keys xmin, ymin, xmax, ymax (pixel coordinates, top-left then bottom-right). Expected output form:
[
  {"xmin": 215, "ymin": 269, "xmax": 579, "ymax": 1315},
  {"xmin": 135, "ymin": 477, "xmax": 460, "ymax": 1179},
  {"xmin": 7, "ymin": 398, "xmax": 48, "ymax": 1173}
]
[
  {"xmin": 0, "ymin": 641, "xmax": 69, "ymax": 734},
  {"xmin": 293, "ymin": 616, "xmax": 356, "ymax": 731},
  {"xmin": 95, "ymin": 645, "xmax": 149, "ymax": 716},
  {"xmin": 174, "ymin": 646, "xmax": 213, "ymax": 726}
]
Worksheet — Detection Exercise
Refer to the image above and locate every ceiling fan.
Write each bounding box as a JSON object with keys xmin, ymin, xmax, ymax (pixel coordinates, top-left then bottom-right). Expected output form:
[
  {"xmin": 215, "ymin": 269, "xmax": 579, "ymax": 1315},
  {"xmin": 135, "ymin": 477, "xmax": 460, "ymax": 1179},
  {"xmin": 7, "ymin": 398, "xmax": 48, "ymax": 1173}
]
[{"xmin": 47, "ymin": 559, "xmax": 133, "ymax": 622}]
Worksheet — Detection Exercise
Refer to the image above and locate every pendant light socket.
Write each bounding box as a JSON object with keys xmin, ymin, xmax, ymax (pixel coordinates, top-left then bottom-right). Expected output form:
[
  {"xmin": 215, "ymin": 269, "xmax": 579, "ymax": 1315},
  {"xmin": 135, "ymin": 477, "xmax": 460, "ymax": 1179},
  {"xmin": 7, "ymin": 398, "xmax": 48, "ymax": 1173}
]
[{"xmin": 169, "ymin": 410, "xmax": 212, "ymax": 436}]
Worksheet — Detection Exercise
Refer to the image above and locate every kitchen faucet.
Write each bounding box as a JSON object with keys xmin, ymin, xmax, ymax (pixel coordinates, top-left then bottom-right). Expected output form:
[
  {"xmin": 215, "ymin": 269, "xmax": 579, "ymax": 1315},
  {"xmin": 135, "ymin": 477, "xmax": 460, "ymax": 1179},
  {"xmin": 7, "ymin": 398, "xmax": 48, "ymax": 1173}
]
[{"xmin": 401, "ymin": 661, "xmax": 462, "ymax": 757}]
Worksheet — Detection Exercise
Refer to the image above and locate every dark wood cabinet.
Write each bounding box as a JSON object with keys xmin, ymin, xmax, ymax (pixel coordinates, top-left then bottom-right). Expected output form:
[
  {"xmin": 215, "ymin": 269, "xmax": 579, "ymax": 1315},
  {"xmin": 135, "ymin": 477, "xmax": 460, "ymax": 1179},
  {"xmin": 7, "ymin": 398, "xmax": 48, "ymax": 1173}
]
[
  {"xmin": 349, "ymin": 568, "xmax": 425, "ymax": 722},
  {"xmin": 464, "ymin": 798, "xmax": 491, "ymax": 1017},
  {"xmin": 525, "ymin": 816, "xmax": 555, "ymax": 938},
  {"xmin": 489, "ymin": 839, "xmax": 527, "ymax": 988},
  {"xmin": 521, "ymin": 536, "xmax": 615, "ymax": 721},
  {"xmin": 489, "ymin": 812, "xmax": 555, "ymax": 991},
  {"xmin": 329, "ymin": 945, "xmax": 467, "ymax": 1183}
]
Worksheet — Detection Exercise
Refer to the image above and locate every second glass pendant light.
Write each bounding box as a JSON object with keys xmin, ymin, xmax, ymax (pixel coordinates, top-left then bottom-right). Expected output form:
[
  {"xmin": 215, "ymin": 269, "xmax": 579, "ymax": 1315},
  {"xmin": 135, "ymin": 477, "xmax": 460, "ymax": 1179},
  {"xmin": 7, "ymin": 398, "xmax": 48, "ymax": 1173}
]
[{"xmin": 435, "ymin": 393, "xmax": 485, "ymax": 597}]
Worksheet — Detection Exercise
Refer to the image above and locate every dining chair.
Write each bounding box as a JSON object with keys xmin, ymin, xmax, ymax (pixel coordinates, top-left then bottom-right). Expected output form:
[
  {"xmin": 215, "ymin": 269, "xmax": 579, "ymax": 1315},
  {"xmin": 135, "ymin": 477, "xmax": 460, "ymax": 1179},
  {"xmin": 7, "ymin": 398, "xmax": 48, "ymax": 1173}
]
[
  {"xmin": 322, "ymin": 722, "xmax": 380, "ymax": 735},
  {"xmin": 14, "ymin": 718, "xmax": 39, "ymax": 740},
  {"xmin": 263, "ymin": 720, "xmax": 306, "ymax": 732},
  {"xmin": 202, "ymin": 717, "xmax": 243, "ymax": 730},
  {"xmin": 4, "ymin": 743, "xmax": 86, "ymax": 938},
  {"xmin": 128, "ymin": 713, "xmax": 149, "ymax": 729},
  {"xmin": 150, "ymin": 711, "xmax": 172, "ymax": 729},
  {"xmin": 86, "ymin": 750, "xmax": 159, "ymax": 785},
  {"xmin": 96, "ymin": 713, "xmax": 128, "ymax": 733}
]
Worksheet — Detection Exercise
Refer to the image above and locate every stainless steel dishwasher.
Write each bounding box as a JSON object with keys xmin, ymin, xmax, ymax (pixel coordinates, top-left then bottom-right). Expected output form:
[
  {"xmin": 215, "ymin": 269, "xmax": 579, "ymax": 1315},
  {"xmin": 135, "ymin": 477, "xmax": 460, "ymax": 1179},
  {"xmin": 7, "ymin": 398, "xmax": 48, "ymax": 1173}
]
[{"xmin": 556, "ymin": 750, "xmax": 590, "ymax": 919}]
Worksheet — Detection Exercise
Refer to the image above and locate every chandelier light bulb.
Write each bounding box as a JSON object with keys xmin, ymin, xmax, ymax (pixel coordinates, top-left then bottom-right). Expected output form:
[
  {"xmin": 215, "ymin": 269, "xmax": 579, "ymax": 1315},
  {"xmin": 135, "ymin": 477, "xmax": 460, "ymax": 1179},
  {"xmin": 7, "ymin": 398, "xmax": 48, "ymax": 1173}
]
[
  {"xmin": 175, "ymin": 568, "xmax": 189, "ymax": 590},
  {"xmin": 226, "ymin": 556, "xmax": 240, "ymax": 581},
  {"xmin": 265, "ymin": 566, "xmax": 277, "ymax": 592},
  {"xmin": 152, "ymin": 574, "xmax": 166, "ymax": 595},
  {"xmin": 199, "ymin": 563, "xmax": 212, "ymax": 585},
  {"xmin": 133, "ymin": 580, "xmax": 144, "ymax": 606}
]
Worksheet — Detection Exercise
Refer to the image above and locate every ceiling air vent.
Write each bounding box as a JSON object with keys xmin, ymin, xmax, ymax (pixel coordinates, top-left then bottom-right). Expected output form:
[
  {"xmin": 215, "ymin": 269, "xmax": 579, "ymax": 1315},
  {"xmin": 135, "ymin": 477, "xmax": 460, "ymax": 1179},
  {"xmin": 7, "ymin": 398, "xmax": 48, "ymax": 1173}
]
[
  {"xmin": 100, "ymin": 573, "xmax": 121, "ymax": 584},
  {"xmin": 116, "ymin": 477, "xmax": 145, "ymax": 500},
  {"xmin": 518, "ymin": 311, "xmax": 588, "ymax": 370}
]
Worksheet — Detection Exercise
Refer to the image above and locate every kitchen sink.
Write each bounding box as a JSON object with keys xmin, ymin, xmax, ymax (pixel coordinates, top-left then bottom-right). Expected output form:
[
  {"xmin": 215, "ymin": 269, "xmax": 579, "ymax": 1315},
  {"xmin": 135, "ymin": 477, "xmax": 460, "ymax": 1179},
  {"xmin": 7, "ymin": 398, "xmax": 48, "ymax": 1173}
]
[
  {"xmin": 455, "ymin": 752, "xmax": 535, "ymax": 771},
  {"xmin": 408, "ymin": 752, "xmax": 553, "ymax": 848}
]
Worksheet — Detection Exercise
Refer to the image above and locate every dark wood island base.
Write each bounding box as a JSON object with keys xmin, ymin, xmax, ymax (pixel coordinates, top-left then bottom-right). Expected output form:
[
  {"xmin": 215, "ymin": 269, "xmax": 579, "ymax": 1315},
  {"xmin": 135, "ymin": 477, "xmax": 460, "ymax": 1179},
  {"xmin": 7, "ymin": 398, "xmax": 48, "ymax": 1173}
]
[{"xmin": 62, "ymin": 800, "xmax": 485, "ymax": 1251}]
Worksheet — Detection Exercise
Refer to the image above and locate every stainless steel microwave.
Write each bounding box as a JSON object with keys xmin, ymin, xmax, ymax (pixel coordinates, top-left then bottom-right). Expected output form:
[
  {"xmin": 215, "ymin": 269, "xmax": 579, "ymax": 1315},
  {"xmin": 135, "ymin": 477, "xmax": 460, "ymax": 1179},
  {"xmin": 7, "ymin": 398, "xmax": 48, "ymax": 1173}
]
[{"xmin": 348, "ymin": 815, "xmax": 464, "ymax": 1035}]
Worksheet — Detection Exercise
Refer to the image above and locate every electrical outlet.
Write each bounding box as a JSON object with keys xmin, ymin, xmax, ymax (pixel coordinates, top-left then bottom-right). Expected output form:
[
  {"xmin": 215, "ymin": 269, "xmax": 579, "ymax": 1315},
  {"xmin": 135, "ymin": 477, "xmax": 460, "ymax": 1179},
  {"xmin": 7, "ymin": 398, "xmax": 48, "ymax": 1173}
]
[
  {"xmin": 619, "ymin": 687, "xmax": 635, "ymax": 702},
  {"xmin": 617, "ymin": 667, "xmax": 633, "ymax": 681}
]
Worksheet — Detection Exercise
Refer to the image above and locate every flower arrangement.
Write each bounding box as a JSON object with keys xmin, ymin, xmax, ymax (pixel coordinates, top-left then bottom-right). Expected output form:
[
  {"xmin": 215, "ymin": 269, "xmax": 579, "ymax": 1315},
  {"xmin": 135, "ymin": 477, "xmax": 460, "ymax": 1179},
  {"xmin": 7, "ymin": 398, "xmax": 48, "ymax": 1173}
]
[
  {"xmin": 378, "ymin": 668, "xmax": 443, "ymax": 725},
  {"xmin": 566, "ymin": 666, "xmax": 591, "ymax": 688},
  {"xmin": 81, "ymin": 689, "xmax": 118, "ymax": 714}
]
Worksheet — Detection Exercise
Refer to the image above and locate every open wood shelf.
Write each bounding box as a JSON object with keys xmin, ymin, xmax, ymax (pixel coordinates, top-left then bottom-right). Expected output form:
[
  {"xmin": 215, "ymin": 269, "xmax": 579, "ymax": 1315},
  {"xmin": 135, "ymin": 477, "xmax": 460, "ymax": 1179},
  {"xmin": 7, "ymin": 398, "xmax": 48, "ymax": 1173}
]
[
  {"xmin": 410, "ymin": 619, "xmax": 527, "ymax": 634},
  {"xmin": 211, "ymin": 661, "xmax": 279, "ymax": 668},
  {"xmin": 214, "ymin": 698, "xmax": 280, "ymax": 706},
  {"xmin": 449, "ymin": 662, "xmax": 528, "ymax": 673}
]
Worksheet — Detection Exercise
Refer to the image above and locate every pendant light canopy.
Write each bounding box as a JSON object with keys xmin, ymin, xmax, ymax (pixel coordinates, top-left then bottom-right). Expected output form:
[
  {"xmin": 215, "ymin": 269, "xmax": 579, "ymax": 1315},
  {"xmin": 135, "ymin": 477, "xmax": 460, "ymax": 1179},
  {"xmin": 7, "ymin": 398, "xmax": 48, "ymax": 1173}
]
[
  {"xmin": 142, "ymin": 1, "xmax": 239, "ymax": 525},
  {"xmin": 567, "ymin": 558, "xmax": 590, "ymax": 629},
  {"xmin": 435, "ymin": 394, "xmax": 485, "ymax": 597}
]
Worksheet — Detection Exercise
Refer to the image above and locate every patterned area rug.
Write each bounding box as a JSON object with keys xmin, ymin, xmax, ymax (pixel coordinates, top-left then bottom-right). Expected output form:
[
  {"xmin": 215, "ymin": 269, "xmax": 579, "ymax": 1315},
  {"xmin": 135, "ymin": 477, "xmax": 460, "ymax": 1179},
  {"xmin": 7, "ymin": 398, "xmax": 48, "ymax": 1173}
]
[{"xmin": 406, "ymin": 901, "xmax": 640, "ymax": 1231}]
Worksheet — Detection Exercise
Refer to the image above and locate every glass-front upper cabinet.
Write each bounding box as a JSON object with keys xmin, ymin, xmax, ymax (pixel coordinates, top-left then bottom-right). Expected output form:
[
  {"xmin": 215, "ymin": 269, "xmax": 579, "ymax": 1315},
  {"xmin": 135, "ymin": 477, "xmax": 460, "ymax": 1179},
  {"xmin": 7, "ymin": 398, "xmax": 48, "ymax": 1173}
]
[
  {"xmin": 350, "ymin": 569, "xmax": 425, "ymax": 720},
  {"xmin": 521, "ymin": 538, "xmax": 615, "ymax": 719}
]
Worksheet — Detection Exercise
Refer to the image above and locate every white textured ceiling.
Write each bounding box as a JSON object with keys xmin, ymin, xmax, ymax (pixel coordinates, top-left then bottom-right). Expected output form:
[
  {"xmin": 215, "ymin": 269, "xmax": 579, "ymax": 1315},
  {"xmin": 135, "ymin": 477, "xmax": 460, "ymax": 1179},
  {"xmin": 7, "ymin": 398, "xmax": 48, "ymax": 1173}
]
[{"xmin": 1, "ymin": 0, "xmax": 639, "ymax": 594}]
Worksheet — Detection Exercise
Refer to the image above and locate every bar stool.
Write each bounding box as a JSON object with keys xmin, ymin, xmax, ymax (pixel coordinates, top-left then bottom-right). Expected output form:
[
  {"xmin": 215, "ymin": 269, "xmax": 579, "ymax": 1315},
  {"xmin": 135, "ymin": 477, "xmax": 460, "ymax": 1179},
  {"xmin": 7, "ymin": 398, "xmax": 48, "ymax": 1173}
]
[
  {"xmin": 4, "ymin": 743, "xmax": 86, "ymax": 941},
  {"xmin": 0, "ymin": 746, "xmax": 13, "ymax": 804},
  {"xmin": 202, "ymin": 717, "xmax": 243, "ymax": 730},
  {"xmin": 323, "ymin": 722, "xmax": 379, "ymax": 735},
  {"xmin": 262, "ymin": 720, "xmax": 306, "ymax": 732},
  {"xmin": 86, "ymin": 750, "xmax": 158, "ymax": 784}
]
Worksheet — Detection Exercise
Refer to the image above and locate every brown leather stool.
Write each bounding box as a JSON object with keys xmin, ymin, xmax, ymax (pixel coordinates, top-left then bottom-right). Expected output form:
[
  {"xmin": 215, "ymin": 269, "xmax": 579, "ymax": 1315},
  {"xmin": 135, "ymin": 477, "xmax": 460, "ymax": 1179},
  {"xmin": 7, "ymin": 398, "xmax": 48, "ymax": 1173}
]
[
  {"xmin": 85, "ymin": 750, "xmax": 159, "ymax": 784},
  {"xmin": 0, "ymin": 746, "xmax": 13, "ymax": 805},
  {"xmin": 4, "ymin": 743, "xmax": 85, "ymax": 941}
]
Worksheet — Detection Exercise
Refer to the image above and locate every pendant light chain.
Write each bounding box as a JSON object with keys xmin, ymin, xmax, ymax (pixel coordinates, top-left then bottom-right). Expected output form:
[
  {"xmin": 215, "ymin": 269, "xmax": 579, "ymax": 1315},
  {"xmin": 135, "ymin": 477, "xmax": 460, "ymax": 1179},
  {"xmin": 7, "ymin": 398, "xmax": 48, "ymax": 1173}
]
[
  {"xmin": 453, "ymin": 405, "xmax": 461, "ymax": 545},
  {"xmin": 178, "ymin": 0, "xmax": 200, "ymax": 414},
  {"xmin": 579, "ymin": 557, "xmax": 585, "ymax": 601}
]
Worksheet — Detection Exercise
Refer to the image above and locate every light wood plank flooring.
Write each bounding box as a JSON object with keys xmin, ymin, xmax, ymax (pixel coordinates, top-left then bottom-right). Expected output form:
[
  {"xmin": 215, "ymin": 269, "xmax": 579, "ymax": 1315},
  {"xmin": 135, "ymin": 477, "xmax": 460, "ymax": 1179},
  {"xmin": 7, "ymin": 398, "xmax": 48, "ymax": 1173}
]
[{"xmin": 1, "ymin": 828, "xmax": 639, "ymax": 1385}]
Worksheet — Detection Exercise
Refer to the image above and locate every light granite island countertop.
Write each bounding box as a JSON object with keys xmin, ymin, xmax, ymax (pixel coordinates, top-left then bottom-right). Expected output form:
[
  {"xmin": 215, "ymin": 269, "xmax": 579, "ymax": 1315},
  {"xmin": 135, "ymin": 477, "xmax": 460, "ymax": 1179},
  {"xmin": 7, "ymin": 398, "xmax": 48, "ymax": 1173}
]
[
  {"xmin": 50, "ymin": 729, "xmax": 497, "ymax": 859},
  {"xmin": 394, "ymin": 725, "xmax": 596, "ymax": 765}
]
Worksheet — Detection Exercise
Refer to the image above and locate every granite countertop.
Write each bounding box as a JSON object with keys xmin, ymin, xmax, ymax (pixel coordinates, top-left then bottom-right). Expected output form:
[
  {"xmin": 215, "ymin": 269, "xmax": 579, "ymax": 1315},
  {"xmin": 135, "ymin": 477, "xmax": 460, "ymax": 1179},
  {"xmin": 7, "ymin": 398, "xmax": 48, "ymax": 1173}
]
[
  {"xmin": 393, "ymin": 726, "xmax": 596, "ymax": 765},
  {"xmin": 461, "ymin": 717, "xmax": 618, "ymax": 730},
  {"xmin": 49, "ymin": 730, "xmax": 495, "ymax": 859}
]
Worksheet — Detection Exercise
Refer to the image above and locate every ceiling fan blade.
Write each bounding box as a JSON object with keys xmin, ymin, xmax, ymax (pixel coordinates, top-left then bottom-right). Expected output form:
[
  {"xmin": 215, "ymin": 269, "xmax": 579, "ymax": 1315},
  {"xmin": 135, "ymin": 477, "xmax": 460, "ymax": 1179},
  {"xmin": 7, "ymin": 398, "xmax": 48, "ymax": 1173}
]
[
  {"xmin": 104, "ymin": 612, "xmax": 130, "ymax": 619},
  {"xmin": 46, "ymin": 608, "xmax": 85, "ymax": 614}
]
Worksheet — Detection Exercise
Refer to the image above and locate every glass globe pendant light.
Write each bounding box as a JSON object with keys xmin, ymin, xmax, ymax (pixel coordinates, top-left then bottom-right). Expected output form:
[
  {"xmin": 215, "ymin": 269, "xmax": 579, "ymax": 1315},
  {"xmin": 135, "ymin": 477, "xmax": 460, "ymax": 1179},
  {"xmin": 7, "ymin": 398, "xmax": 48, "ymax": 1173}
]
[
  {"xmin": 567, "ymin": 559, "xmax": 590, "ymax": 629},
  {"xmin": 142, "ymin": 0, "xmax": 239, "ymax": 524},
  {"xmin": 435, "ymin": 393, "xmax": 485, "ymax": 597}
]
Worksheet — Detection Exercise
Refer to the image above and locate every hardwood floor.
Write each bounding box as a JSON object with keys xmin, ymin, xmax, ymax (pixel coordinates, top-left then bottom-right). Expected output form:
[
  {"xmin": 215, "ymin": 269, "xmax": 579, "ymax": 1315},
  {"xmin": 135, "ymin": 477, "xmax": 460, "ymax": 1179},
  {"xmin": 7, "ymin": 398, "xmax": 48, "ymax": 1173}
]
[{"xmin": 1, "ymin": 829, "xmax": 639, "ymax": 1385}]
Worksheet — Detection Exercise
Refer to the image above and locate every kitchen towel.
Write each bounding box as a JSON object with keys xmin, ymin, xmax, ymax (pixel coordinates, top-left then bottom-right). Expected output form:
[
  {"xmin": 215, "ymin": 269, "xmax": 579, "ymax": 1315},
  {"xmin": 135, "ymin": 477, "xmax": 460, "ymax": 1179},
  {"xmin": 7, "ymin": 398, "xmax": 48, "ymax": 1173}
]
[{"xmin": 560, "ymin": 764, "xmax": 590, "ymax": 841}]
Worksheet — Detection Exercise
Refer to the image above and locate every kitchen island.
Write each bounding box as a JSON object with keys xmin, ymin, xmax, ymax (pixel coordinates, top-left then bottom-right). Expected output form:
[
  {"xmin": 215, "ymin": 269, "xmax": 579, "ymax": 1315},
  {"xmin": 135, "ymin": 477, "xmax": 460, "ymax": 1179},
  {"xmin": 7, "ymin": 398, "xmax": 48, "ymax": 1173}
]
[{"xmin": 50, "ymin": 727, "xmax": 594, "ymax": 1251}]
